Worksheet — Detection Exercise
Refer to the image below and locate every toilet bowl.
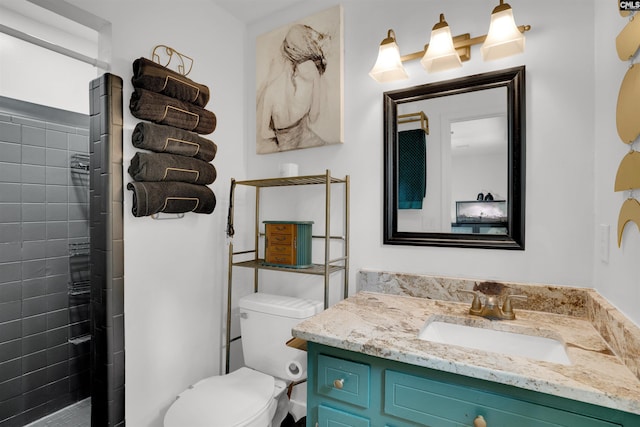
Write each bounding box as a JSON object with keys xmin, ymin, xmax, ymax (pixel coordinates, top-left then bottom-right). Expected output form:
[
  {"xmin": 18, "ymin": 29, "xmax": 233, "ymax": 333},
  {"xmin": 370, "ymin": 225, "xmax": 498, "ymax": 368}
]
[
  {"xmin": 164, "ymin": 367, "xmax": 287, "ymax": 427},
  {"xmin": 164, "ymin": 293, "xmax": 323, "ymax": 427}
]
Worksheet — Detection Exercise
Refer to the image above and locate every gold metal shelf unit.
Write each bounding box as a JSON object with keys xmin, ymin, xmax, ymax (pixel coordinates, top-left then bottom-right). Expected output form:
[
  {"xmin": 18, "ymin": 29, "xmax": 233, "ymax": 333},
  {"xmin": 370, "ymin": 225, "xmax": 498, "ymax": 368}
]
[{"xmin": 225, "ymin": 170, "xmax": 350, "ymax": 373}]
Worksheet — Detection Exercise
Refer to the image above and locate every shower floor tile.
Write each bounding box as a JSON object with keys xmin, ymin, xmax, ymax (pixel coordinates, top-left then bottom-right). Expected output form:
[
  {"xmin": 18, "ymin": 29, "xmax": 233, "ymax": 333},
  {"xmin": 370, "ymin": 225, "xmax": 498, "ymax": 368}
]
[{"xmin": 24, "ymin": 398, "xmax": 90, "ymax": 427}]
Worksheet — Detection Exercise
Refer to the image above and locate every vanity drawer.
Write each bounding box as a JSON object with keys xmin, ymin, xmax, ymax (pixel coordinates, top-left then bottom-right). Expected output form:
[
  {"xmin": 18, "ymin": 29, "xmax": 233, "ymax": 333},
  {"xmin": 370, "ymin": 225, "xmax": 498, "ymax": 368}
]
[
  {"xmin": 384, "ymin": 370, "xmax": 621, "ymax": 427},
  {"xmin": 266, "ymin": 233, "xmax": 293, "ymax": 245},
  {"xmin": 318, "ymin": 405, "xmax": 370, "ymax": 427},
  {"xmin": 317, "ymin": 354, "xmax": 370, "ymax": 408},
  {"xmin": 266, "ymin": 222, "xmax": 294, "ymax": 234}
]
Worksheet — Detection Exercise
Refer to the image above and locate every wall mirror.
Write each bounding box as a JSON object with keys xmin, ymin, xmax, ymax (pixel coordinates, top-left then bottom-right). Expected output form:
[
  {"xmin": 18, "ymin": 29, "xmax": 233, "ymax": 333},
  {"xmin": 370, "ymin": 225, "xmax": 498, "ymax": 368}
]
[{"xmin": 383, "ymin": 66, "xmax": 525, "ymax": 249}]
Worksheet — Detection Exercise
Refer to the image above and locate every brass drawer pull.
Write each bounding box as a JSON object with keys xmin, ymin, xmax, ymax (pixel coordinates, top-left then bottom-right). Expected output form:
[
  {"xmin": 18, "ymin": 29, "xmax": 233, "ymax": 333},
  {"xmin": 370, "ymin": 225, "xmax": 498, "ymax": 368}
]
[
  {"xmin": 333, "ymin": 378, "xmax": 344, "ymax": 389},
  {"xmin": 473, "ymin": 415, "xmax": 487, "ymax": 427}
]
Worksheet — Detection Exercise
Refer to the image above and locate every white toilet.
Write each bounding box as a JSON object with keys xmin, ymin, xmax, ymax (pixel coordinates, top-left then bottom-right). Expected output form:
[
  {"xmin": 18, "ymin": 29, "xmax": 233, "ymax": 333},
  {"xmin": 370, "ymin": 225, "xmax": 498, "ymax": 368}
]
[{"xmin": 164, "ymin": 292, "xmax": 323, "ymax": 427}]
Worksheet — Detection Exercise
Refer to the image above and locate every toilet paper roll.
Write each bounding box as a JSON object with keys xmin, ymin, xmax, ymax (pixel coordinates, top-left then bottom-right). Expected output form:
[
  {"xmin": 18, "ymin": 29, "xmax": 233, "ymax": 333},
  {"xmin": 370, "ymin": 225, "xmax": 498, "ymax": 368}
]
[
  {"xmin": 285, "ymin": 360, "xmax": 304, "ymax": 380},
  {"xmin": 279, "ymin": 163, "xmax": 298, "ymax": 177}
]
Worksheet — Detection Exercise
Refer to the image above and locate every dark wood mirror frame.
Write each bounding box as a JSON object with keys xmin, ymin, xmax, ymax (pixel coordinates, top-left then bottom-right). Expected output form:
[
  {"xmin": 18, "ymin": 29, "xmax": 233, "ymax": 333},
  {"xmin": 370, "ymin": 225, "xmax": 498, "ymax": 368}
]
[{"xmin": 383, "ymin": 66, "xmax": 526, "ymax": 249}]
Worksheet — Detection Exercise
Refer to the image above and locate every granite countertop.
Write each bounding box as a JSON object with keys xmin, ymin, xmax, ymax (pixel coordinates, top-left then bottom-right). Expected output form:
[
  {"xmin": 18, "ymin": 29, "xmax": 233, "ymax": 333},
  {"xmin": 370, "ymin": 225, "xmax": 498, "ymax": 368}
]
[{"xmin": 292, "ymin": 291, "xmax": 640, "ymax": 415}]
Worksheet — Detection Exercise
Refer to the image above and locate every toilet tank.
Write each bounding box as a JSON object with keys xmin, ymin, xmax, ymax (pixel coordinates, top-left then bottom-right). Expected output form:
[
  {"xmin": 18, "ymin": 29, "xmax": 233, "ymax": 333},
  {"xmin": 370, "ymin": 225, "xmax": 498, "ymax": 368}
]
[{"xmin": 239, "ymin": 293, "xmax": 323, "ymax": 381}]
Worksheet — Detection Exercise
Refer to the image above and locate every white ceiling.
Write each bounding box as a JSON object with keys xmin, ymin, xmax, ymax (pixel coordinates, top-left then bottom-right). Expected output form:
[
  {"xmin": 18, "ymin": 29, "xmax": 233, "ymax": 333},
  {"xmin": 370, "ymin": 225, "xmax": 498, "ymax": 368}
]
[{"xmin": 211, "ymin": 0, "xmax": 308, "ymax": 24}]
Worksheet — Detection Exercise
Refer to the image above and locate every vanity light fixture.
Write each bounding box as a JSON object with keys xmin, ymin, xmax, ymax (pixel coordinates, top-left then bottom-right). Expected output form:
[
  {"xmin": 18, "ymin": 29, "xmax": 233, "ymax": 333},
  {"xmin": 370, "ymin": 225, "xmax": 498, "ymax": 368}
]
[
  {"xmin": 420, "ymin": 14, "xmax": 462, "ymax": 73},
  {"xmin": 368, "ymin": 0, "xmax": 530, "ymax": 82},
  {"xmin": 368, "ymin": 29, "xmax": 409, "ymax": 83},
  {"xmin": 481, "ymin": 0, "xmax": 526, "ymax": 60}
]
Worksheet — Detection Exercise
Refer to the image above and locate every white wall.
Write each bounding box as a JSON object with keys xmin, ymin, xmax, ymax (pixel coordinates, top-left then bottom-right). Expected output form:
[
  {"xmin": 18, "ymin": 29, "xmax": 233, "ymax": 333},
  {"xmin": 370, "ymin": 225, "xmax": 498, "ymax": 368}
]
[
  {"xmin": 593, "ymin": 4, "xmax": 640, "ymax": 325},
  {"xmin": 244, "ymin": 0, "xmax": 599, "ymax": 297},
  {"xmin": 64, "ymin": 1, "xmax": 245, "ymax": 425}
]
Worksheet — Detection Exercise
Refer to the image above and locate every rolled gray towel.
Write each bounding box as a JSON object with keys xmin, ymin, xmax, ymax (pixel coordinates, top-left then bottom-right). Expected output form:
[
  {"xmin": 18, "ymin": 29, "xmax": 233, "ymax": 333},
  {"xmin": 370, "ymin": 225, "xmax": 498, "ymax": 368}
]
[
  {"xmin": 127, "ymin": 181, "xmax": 216, "ymax": 217},
  {"xmin": 129, "ymin": 88, "xmax": 216, "ymax": 134},
  {"xmin": 128, "ymin": 152, "xmax": 217, "ymax": 185},
  {"xmin": 132, "ymin": 122, "xmax": 217, "ymax": 162},
  {"xmin": 132, "ymin": 57, "xmax": 210, "ymax": 108}
]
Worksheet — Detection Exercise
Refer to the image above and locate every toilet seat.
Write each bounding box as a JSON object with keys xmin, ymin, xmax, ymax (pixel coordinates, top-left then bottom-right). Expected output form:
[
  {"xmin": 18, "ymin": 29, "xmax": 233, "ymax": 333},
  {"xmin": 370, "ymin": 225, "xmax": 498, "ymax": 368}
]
[{"xmin": 164, "ymin": 367, "xmax": 277, "ymax": 427}]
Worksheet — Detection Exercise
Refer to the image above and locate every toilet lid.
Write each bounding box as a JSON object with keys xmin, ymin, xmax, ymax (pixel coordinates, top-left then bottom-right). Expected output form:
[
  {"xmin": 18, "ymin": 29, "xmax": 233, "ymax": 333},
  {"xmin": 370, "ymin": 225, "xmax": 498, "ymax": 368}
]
[{"xmin": 164, "ymin": 367, "xmax": 275, "ymax": 427}]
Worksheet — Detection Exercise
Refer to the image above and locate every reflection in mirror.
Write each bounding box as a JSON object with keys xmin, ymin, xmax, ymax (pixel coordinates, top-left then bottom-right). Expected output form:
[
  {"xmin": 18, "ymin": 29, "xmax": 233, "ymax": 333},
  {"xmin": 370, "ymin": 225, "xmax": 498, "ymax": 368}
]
[
  {"xmin": 397, "ymin": 87, "xmax": 508, "ymax": 234},
  {"xmin": 384, "ymin": 66, "xmax": 525, "ymax": 249}
]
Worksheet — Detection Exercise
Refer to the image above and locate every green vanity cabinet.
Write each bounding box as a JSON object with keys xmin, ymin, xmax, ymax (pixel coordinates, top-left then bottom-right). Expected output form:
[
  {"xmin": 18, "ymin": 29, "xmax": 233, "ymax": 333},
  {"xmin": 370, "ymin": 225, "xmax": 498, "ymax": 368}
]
[{"xmin": 307, "ymin": 342, "xmax": 640, "ymax": 427}]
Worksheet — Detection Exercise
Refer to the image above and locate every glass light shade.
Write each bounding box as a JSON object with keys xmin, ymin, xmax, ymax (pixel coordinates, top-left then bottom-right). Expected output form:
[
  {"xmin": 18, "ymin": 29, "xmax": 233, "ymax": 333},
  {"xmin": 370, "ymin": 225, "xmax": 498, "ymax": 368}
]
[
  {"xmin": 369, "ymin": 39, "xmax": 408, "ymax": 83},
  {"xmin": 481, "ymin": 4, "xmax": 525, "ymax": 61},
  {"xmin": 420, "ymin": 19, "xmax": 462, "ymax": 73}
]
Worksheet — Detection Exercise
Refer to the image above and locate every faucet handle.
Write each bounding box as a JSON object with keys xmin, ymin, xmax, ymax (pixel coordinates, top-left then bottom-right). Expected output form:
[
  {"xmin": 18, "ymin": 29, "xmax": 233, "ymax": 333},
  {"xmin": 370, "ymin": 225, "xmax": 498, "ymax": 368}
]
[
  {"xmin": 458, "ymin": 290, "xmax": 483, "ymax": 315},
  {"xmin": 501, "ymin": 294, "xmax": 527, "ymax": 318}
]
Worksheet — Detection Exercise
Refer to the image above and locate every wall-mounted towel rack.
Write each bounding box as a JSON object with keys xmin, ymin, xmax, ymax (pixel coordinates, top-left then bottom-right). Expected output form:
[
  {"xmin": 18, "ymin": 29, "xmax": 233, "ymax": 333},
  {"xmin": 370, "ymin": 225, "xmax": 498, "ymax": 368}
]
[
  {"xmin": 152, "ymin": 44, "xmax": 194, "ymax": 76},
  {"xmin": 151, "ymin": 212, "xmax": 186, "ymax": 220},
  {"xmin": 398, "ymin": 111, "xmax": 429, "ymax": 134}
]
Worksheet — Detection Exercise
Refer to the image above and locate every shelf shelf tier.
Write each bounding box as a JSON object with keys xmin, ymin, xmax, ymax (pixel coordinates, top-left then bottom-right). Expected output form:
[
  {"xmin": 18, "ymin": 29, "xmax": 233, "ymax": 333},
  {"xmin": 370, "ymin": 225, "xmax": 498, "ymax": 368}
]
[
  {"xmin": 232, "ymin": 259, "xmax": 346, "ymax": 275},
  {"xmin": 234, "ymin": 174, "xmax": 347, "ymax": 188},
  {"xmin": 225, "ymin": 170, "xmax": 349, "ymax": 374}
]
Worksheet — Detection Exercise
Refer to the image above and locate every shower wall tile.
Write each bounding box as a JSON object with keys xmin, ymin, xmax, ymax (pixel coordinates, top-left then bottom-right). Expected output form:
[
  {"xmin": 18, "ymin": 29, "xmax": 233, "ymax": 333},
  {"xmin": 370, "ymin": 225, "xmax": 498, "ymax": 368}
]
[
  {"xmin": 68, "ymin": 134, "xmax": 88, "ymax": 153},
  {"xmin": 0, "ymin": 184, "xmax": 21, "ymax": 203},
  {"xmin": 22, "ymin": 260, "xmax": 45, "ymax": 279},
  {"xmin": 0, "ymin": 302, "xmax": 21, "ymax": 324},
  {"xmin": 0, "ymin": 243, "xmax": 21, "ymax": 263},
  {"xmin": 0, "ymin": 282, "xmax": 21, "ymax": 304},
  {"xmin": 22, "ymin": 223, "xmax": 45, "ymax": 242},
  {"xmin": 0, "ymin": 359, "xmax": 21, "ymax": 383},
  {"xmin": 48, "ymin": 344, "xmax": 69, "ymax": 366},
  {"xmin": 46, "ymin": 122, "xmax": 76, "ymax": 134},
  {"xmin": 0, "ymin": 205, "xmax": 20, "ymax": 223},
  {"xmin": 21, "ymin": 185, "xmax": 46, "ymax": 203},
  {"xmin": 46, "ymin": 186, "xmax": 68, "ymax": 203},
  {"xmin": 89, "ymin": 73, "xmax": 124, "ymax": 427},
  {"xmin": 45, "ymin": 167, "xmax": 67, "ymax": 186},
  {"xmin": 0, "ymin": 143, "xmax": 20, "ymax": 163},
  {"xmin": 0, "ymin": 322, "xmax": 20, "ymax": 344},
  {"xmin": 0, "ymin": 163, "xmax": 20, "ymax": 182},
  {"xmin": 22, "ymin": 165, "xmax": 46, "ymax": 185},
  {"xmin": 22, "ymin": 352, "xmax": 46, "ymax": 377},
  {"xmin": 45, "ymin": 149, "xmax": 67, "ymax": 167},
  {"xmin": 0, "ymin": 264, "xmax": 21, "ymax": 284},
  {"xmin": 21, "ymin": 126, "xmax": 45, "ymax": 147},
  {"xmin": 68, "ymin": 221, "xmax": 88, "ymax": 239},
  {"xmin": 45, "ymin": 204, "xmax": 68, "ymax": 222},
  {"xmin": 0, "ymin": 340, "xmax": 21, "ymax": 364},
  {"xmin": 12, "ymin": 116, "xmax": 44, "ymax": 129},
  {"xmin": 45, "ymin": 130, "xmax": 67, "ymax": 150},
  {"xmin": 0, "ymin": 378, "xmax": 21, "ymax": 402},
  {"xmin": 22, "ymin": 314, "xmax": 46, "ymax": 336},
  {"xmin": 0, "ymin": 96, "xmax": 90, "ymax": 425},
  {"xmin": 45, "ymin": 223, "xmax": 67, "ymax": 240},
  {"xmin": 21, "ymin": 241, "xmax": 45, "ymax": 261},
  {"xmin": 22, "ymin": 204, "xmax": 45, "ymax": 222},
  {"xmin": 21, "ymin": 145, "xmax": 45, "ymax": 166},
  {"xmin": 45, "ymin": 276, "xmax": 67, "ymax": 295},
  {"xmin": 0, "ymin": 224, "xmax": 20, "ymax": 244},
  {"xmin": 22, "ymin": 278, "xmax": 46, "ymax": 299},
  {"xmin": 23, "ymin": 297, "xmax": 48, "ymax": 318},
  {"xmin": 0, "ymin": 121, "xmax": 21, "ymax": 142}
]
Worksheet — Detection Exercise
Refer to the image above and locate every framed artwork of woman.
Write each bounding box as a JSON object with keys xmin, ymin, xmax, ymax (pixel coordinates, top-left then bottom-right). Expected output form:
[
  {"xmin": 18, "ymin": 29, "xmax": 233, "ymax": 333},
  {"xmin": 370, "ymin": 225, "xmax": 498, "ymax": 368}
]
[{"xmin": 256, "ymin": 6, "xmax": 344, "ymax": 154}]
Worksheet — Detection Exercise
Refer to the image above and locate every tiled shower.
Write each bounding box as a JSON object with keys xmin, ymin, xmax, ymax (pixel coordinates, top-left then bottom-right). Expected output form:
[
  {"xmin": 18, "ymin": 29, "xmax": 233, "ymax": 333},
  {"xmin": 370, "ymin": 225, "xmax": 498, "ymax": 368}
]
[{"xmin": 0, "ymin": 96, "xmax": 91, "ymax": 426}]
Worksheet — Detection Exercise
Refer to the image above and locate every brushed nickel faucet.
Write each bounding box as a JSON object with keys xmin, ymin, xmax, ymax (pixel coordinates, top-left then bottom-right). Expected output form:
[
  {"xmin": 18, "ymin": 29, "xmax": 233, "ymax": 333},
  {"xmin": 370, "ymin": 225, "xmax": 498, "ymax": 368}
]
[{"xmin": 459, "ymin": 290, "xmax": 527, "ymax": 320}]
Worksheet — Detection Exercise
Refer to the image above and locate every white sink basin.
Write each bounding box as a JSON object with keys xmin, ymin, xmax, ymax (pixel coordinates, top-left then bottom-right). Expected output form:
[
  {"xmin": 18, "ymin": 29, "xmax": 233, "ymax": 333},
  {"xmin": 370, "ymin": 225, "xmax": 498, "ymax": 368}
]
[{"xmin": 418, "ymin": 318, "xmax": 571, "ymax": 365}]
